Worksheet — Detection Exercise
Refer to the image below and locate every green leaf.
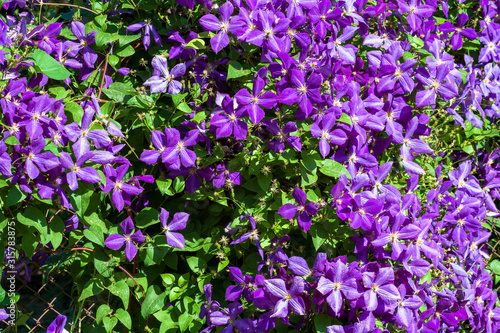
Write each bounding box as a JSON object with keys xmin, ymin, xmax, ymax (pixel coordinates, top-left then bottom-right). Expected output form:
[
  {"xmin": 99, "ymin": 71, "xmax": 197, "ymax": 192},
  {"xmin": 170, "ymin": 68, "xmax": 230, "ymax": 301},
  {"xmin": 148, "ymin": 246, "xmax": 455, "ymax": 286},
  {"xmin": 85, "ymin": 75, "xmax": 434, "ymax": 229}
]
[
  {"xmin": 314, "ymin": 313, "xmax": 332, "ymax": 333},
  {"xmin": 65, "ymin": 102, "xmax": 84, "ymax": 125},
  {"xmin": 102, "ymin": 82, "xmax": 135, "ymax": 103},
  {"xmin": 69, "ymin": 183, "xmax": 94, "ymax": 218},
  {"xmin": 4, "ymin": 136, "xmax": 20, "ymax": 145},
  {"xmin": 95, "ymin": 31, "xmax": 119, "ymax": 48},
  {"xmin": 490, "ymin": 259, "xmax": 500, "ymax": 275},
  {"xmin": 186, "ymin": 256, "xmax": 207, "ymax": 274},
  {"xmin": 310, "ymin": 224, "xmax": 327, "ymax": 250},
  {"xmin": 5, "ymin": 185, "xmax": 27, "ymax": 207},
  {"xmin": 119, "ymin": 34, "xmax": 141, "ymax": 47},
  {"xmin": 115, "ymin": 309, "xmax": 132, "ymax": 330},
  {"xmin": 17, "ymin": 207, "xmax": 49, "ymax": 242},
  {"xmin": 169, "ymin": 286, "xmax": 183, "ymax": 302},
  {"xmin": 95, "ymin": 249, "xmax": 117, "ymax": 278},
  {"xmin": 32, "ymin": 49, "xmax": 71, "ymax": 80},
  {"xmin": 103, "ymin": 316, "xmax": 118, "ymax": 333},
  {"xmin": 184, "ymin": 38, "xmax": 205, "ymax": 49},
  {"xmin": 78, "ymin": 278, "xmax": 105, "ymax": 301},
  {"xmin": 319, "ymin": 160, "xmax": 351, "ymax": 178},
  {"xmin": 96, "ymin": 304, "xmax": 112, "ymax": 324},
  {"xmin": 177, "ymin": 102, "xmax": 192, "ymax": 113},
  {"xmin": 49, "ymin": 216, "xmax": 65, "ymax": 250},
  {"xmin": 337, "ymin": 113, "xmax": 352, "ymax": 126},
  {"xmin": 116, "ymin": 44, "xmax": 135, "ymax": 57},
  {"xmin": 227, "ymin": 61, "xmax": 251, "ymax": 80},
  {"xmin": 84, "ymin": 226, "xmax": 105, "ymax": 246},
  {"xmin": 156, "ymin": 179, "xmax": 173, "ymax": 195},
  {"xmin": 179, "ymin": 313, "xmax": 194, "ymax": 333},
  {"xmin": 141, "ymin": 285, "xmax": 166, "ymax": 318},
  {"xmin": 161, "ymin": 273, "xmax": 176, "ymax": 287},
  {"xmin": 135, "ymin": 207, "xmax": 159, "ymax": 228},
  {"xmin": 108, "ymin": 280, "xmax": 130, "ymax": 309}
]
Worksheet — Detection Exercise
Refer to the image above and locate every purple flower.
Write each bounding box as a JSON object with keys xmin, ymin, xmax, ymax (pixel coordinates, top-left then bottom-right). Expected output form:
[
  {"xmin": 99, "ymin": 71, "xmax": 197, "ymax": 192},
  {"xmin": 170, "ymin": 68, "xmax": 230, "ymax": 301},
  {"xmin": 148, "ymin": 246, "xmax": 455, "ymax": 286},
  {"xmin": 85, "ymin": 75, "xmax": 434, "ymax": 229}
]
[
  {"xmin": 398, "ymin": 0, "xmax": 435, "ymax": 31},
  {"xmin": 316, "ymin": 260, "xmax": 361, "ymax": 316},
  {"xmin": 362, "ymin": 267, "xmax": 400, "ymax": 311},
  {"xmin": 104, "ymin": 217, "xmax": 145, "ymax": 261},
  {"xmin": 161, "ymin": 128, "xmax": 198, "ymax": 170},
  {"xmin": 103, "ymin": 164, "xmax": 143, "ymax": 211},
  {"xmin": 22, "ymin": 138, "xmax": 59, "ymax": 179},
  {"xmin": 59, "ymin": 151, "xmax": 101, "ymax": 190},
  {"xmin": 69, "ymin": 21, "xmax": 98, "ymax": 68},
  {"xmin": 159, "ymin": 208, "xmax": 188, "ymax": 249},
  {"xmin": 280, "ymin": 69, "xmax": 322, "ymax": 120},
  {"xmin": 127, "ymin": 20, "xmax": 162, "ymax": 50},
  {"xmin": 235, "ymin": 77, "xmax": 278, "ymax": 124},
  {"xmin": 210, "ymin": 302, "xmax": 254, "ymax": 333},
  {"xmin": 199, "ymin": 2, "xmax": 234, "ymax": 54},
  {"xmin": 415, "ymin": 64, "xmax": 458, "ymax": 108},
  {"xmin": 310, "ymin": 113, "xmax": 347, "ymax": 158},
  {"xmin": 210, "ymin": 96, "xmax": 247, "ymax": 141},
  {"xmin": 144, "ymin": 56, "xmax": 186, "ymax": 94},
  {"xmin": 47, "ymin": 315, "xmax": 67, "ymax": 333},
  {"xmin": 264, "ymin": 277, "xmax": 305, "ymax": 318},
  {"xmin": 262, "ymin": 120, "xmax": 302, "ymax": 153},
  {"xmin": 439, "ymin": 13, "xmax": 478, "ymax": 50},
  {"xmin": 0, "ymin": 309, "xmax": 9, "ymax": 321},
  {"xmin": 277, "ymin": 187, "xmax": 318, "ymax": 233}
]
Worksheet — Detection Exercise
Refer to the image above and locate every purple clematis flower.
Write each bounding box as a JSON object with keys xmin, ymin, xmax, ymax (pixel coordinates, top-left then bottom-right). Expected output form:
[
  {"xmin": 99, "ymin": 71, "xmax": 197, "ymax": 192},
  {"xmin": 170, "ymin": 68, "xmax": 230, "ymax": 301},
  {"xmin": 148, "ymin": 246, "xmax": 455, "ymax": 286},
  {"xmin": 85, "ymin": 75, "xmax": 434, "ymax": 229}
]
[
  {"xmin": 415, "ymin": 64, "xmax": 458, "ymax": 107},
  {"xmin": 69, "ymin": 21, "xmax": 98, "ymax": 68},
  {"xmin": 310, "ymin": 113, "xmax": 347, "ymax": 158},
  {"xmin": 210, "ymin": 302, "xmax": 254, "ymax": 333},
  {"xmin": 316, "ymin": 260, "xmax": 361, "ymax": 316},
  {"xmin": 160, "ymin": 128, "xmax": 198, "ymax": 170},
  {"xmin": 103, "ymin": 164, "xmax": 143, "ymax": 211},
  {"xmin": 398, "ymin": 0, "xmax": 435, "ymax": 31},
  {"xmin": 264, "ymin": 276, "xmax": 305, "ymax": 318},
  {"xmin": 362, "ymin": 267, "xmax": 400, "ymax": 311},
  {"xmin": 59, "ymin": 151, "xmax": 101, "ymax": 190},
  {"xmin": 22, "ymin": 138, "xmax": 59, "ymax": 179},
  {"xmin": 280, "ymin": 69, "xmax": 322, "ymax": 120},
  {"xmin": 439, "ymin": 13, "xmax": 478, "ymax": 50},
  {"xmin": 262, "ymin": 120, "xmax": 302, "ymax": 153},
  {"xmin": 127, "ymin": 19, "xmax": 162, "ymax": 50},
  {"xmin": 104, "ymin": 217, "xmax": 145, "ymax": 261},
  {"xmin": 47, "ymin": 315, "xmax": 67, "ymax": 333},
  {"xmin": 200, "ymin": 2, "xmax": 234, "ymax": 54},
  {"xmin": 144, "ymin": 56, "xmax": 186, "ymax": 94},
  {"xmin": 235, "ymin": 77, "xmax": 278, "ymax": 124},
  {"xmin": 159, "ymin": 208, "xmax": 188, "ymax": 249},
  {"xmin": 277, "ymin": 187, "xmax": 318, "ymax": 233},
  {"xmin": 210, "ymin": 96, "xmax": 247, "ymax": 141}
]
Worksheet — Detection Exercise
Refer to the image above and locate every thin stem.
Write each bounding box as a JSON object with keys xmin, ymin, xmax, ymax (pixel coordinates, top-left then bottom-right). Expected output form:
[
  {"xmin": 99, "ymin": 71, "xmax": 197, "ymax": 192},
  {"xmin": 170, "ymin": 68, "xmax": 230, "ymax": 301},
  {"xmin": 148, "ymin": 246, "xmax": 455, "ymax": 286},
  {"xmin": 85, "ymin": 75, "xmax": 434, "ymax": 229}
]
[
  {"xmin": 34, "ymin": 1, "xmax": 99, "ymax": 15},
  {"xmin": 117, "ymin": 265, "xmax": 146, "ymax": 298},
  {"xmin": 97, "ymin": 52, "xmax": 110, "ymax": 101}
]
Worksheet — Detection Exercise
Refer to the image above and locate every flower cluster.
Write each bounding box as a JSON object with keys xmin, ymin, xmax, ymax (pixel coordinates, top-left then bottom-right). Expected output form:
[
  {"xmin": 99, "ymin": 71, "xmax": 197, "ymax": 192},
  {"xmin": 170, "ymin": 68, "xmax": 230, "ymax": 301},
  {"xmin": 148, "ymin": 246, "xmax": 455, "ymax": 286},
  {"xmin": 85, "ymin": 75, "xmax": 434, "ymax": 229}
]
[{"xmin": 0, "ymin": 0, "xmax": 499, "ymax": 332}]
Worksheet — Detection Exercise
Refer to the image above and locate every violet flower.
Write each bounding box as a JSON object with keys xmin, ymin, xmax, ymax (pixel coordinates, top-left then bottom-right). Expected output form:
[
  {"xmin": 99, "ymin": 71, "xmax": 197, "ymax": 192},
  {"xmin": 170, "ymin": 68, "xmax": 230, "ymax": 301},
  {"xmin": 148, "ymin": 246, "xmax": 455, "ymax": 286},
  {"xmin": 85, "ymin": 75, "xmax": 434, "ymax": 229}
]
[
  {"xmin": 199, "ymin": 2, "xmax": 234, "ymax": 54},
  {"xmin": 127, "ymin": 19, "xmax": 162, "ymax": 50},
  {"xmin": 103, "ymin": 164, "xmax": 143, "ymax": 211},
  {"xmin": 362, "ymin": 267, "xmax": 400, "ymax": 311},
  {"xmin": 159, "ymin": 208, "xmax": 188, "ymax": 249},
  {"xmin": 439, "ymin": 13, "xmax": 478, "ymax": 50},
  {"xmin": 104, "ymin": 217, "xmax": 145, "ymax": 261},
  {"xmin": 59, "ymin": 151, "xmax": 101, "ymax": 190},
  {"xmin": 144, "ymin": 56, "xmax": 186, "ymax": 94},
  {"xmin": 235, "ymin": 77, "xmax": 278, "ymax": 124},
  {"xmin": 316, "ymin": 260, "xmax": 361, "ymax": 316},
  {"xmin": 277, "ymin": 187, "xmax": 318, "ymax": 233},
  {"xmin": 47, "ymin": 315, "xmax": 67, "ymax": 333},
  {"xmin": 264, "ymin": 276, "xmax": 305, "ymax": 318},
  {"xmin": 210, "ymin": 302, "xmax": 254, "ymax": 333}
]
